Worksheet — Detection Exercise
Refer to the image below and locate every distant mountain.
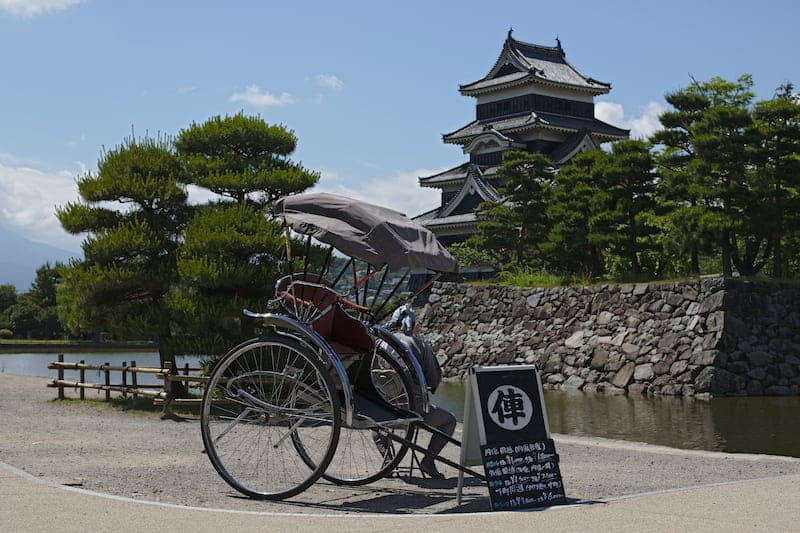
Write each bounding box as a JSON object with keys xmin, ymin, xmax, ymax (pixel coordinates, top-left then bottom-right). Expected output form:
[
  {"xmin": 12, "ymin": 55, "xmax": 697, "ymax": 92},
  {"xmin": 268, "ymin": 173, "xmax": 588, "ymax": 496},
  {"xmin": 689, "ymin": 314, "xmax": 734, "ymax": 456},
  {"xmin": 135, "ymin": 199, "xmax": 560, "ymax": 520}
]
[{"xmin": 0, "ymin": 226, "xmax": 80, "ymax": 291}]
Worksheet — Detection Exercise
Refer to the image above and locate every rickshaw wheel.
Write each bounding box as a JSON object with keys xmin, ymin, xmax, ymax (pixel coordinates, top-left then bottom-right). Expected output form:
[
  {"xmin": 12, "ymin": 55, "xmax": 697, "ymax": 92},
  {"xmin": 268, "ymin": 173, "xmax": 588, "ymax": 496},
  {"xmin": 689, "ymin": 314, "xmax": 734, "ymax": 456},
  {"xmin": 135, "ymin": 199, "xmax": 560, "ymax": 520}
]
[
  {"xmin": 292, "ymin": 345, "xmax": 419, "ymax": 485},
  {"xmin": 200, "ymin": 335, "xmax": 340, "ymax": 500}
]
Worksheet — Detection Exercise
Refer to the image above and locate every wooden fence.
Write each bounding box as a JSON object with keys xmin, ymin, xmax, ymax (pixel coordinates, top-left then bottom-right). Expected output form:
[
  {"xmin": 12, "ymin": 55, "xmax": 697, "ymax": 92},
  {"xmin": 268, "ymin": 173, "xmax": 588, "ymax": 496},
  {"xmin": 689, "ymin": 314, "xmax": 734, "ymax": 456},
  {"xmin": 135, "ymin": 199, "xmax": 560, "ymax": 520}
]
[{"xmin": 48, "ymin": 354, "xmax": 207, "ymax": 413}]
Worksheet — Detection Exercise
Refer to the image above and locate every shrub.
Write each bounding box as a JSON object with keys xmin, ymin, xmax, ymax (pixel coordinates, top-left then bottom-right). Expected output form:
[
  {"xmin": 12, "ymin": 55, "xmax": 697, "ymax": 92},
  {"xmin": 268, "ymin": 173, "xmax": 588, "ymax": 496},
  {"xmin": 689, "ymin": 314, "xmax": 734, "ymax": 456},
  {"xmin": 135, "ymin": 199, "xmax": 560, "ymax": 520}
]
[
  {"xmin": 498, "ymin": 267, "xmax": 565, "ymax": 288},
  {"xmin": 0, "ymin": 328, "xmax": 13, "ymax": 339}
]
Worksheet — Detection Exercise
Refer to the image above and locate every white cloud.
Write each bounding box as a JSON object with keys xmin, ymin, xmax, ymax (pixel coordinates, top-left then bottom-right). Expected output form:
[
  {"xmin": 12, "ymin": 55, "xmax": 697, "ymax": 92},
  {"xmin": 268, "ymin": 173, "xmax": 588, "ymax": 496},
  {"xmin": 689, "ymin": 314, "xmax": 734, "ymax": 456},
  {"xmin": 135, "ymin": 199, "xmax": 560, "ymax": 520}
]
[
  {"xmin": 596, "ymin": 100, "xmax": 666, "ymax": 140},
  {"xmin": 0, "ymin": 0, "xmax": 81, "ymax": 17},
  {"xmin": 595, "ymin": 102, "xmax": 625, "ymax": 128},
  {"xmin": 311, "ymin": 168, "xmax": 445, "ymax": 218},
  {"xmin": 176, "ymin": 86, "xmax": 197, "ymax": 96},
  {"xmin": 316, "ymin": 74, "xmax": 344, "ymax": 91},
  {"xmin": 229, "ymin": 85, "xmax": 294, "ymax": 107},
  {"xmin": 0, "ymin": 160, "xmax": 83, "ymax": 251}
]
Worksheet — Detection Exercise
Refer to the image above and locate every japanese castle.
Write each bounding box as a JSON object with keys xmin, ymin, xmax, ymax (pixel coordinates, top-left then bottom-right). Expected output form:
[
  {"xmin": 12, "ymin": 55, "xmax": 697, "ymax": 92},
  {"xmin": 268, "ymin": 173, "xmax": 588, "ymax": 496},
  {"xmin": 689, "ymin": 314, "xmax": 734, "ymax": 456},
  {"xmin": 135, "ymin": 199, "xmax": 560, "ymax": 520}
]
[{"xmin": 414, "ymin": 31, "xmax": 629, "ymax": 245}]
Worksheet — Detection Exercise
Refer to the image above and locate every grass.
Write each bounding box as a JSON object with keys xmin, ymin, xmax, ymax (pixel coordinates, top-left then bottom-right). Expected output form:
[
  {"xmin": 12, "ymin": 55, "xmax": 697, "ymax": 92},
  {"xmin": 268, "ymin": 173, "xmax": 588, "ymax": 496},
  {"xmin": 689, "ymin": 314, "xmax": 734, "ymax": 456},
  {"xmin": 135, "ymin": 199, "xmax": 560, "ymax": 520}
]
[
  {"xmin": 495, "ymin": 267, "xmax": 594, "ymax": 288},
  {"xmin": 50, "ymin": 394, "xmax": 202, "ymax": 417}
]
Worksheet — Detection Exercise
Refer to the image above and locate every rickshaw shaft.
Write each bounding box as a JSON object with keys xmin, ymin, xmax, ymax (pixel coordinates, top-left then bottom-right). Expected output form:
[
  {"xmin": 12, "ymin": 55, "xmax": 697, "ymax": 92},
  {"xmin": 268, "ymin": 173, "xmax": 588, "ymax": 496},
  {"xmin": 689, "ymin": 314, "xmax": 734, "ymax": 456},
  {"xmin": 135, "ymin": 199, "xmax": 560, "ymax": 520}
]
[{"xmin": 375, "ymin": 426, "xmax": 486, "ymax": 481}]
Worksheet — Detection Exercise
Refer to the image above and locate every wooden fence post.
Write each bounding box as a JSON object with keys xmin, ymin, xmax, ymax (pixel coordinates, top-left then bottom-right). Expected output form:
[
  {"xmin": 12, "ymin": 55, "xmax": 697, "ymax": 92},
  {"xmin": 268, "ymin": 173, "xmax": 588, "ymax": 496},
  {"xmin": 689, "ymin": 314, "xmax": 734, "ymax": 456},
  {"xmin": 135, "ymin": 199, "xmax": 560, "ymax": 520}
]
[
  {"xmin": 122, "ymin": 361, "xmax": 128, "ymax": 398},
  {"xmin": 104, "ymin": 362, "xmax": 110, "ymax": 401},
  {"xmin": 57, "ymin": 353, "xmax": 64, "ymax": 400},
  {"xmin": 79, "ymin": 359, "xmax": 85, "ymax": 400},
  {"xmin": 160, "ymin": 361, "xmax": 174, "ymax": 417},
  {"xmin": 131, "ymin": 360, "xmax": 138, "ymax": 401}
]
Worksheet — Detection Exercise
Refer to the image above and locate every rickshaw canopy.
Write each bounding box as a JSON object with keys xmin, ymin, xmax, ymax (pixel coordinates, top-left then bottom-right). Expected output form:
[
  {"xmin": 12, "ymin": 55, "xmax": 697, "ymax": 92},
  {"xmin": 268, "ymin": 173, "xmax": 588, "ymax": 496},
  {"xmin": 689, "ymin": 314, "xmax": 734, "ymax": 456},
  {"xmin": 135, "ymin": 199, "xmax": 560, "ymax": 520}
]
[{"xmin": 275, "ymin": 192, "xmax": 458, "ymax": 273}]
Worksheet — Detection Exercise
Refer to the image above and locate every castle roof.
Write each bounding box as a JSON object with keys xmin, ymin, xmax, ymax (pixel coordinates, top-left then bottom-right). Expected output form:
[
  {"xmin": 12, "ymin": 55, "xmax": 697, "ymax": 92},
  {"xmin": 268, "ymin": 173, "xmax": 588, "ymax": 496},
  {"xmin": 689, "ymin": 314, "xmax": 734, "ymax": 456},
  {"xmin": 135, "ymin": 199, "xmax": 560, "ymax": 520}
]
[
  {"xmin": 419, "ymin": 162, "xmax": 499, "ymax": 188},
  {"xmin": 414, "ymin": 165, "xmax": 499, "ymax": 230},
  {"xmin": 443, "ymin": 111, "xmax": 629, "ymax": 145},
  {"xmin": 460, "ymin": 32, "xmax": 611, "ymax": 96}
]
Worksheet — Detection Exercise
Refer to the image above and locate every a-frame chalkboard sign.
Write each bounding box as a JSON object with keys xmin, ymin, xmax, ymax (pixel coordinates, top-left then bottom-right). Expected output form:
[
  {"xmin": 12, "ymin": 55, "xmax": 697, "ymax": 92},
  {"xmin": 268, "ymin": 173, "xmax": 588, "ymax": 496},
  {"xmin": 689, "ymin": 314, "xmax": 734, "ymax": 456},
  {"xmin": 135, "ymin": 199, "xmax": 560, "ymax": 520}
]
[{"xmin": 456, "ymin": 365, "xmax": 566, "ymax": 511}]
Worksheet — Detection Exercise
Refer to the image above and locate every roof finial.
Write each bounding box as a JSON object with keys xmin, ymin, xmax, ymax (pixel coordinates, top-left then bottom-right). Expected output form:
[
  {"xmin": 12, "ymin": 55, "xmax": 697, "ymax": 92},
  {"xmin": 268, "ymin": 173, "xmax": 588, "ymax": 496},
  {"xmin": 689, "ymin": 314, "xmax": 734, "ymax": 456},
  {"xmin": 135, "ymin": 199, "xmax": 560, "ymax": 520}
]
[
  {"xmin": 507, "ymin": 27, "xmax": 514, "ymax": 40},
  {"xmin": 555, "ymin": 35, "xmax": 562, "ymax": 50}
]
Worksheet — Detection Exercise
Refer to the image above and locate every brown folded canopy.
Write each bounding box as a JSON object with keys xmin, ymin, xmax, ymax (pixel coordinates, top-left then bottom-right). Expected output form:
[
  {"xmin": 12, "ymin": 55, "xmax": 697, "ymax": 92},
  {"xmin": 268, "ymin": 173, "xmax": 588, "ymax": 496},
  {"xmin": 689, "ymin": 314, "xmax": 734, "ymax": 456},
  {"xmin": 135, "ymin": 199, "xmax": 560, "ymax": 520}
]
[{"xmin": 274, "ymin": 192, "xmax": 458, "ymax": 273}]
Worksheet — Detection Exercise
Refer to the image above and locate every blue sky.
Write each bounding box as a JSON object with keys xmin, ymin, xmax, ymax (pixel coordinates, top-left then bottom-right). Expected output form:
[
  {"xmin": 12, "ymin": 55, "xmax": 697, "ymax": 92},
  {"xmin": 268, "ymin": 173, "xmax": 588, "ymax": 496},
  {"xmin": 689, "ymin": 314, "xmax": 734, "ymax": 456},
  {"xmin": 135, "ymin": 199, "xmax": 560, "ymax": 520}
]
[{"xmin": 1, "ymin": 0, "xmax": 798, "ymax": 253}]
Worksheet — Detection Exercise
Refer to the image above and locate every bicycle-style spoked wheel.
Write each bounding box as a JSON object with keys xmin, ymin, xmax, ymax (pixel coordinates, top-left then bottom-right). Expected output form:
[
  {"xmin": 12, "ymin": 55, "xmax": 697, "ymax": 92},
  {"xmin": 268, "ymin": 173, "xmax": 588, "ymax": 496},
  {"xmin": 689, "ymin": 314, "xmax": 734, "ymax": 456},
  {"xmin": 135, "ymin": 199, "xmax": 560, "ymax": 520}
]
[
  {"xmin": 200, "ymin": 335, "xmax": 340, "ymax": 500},
  {"xmin": 294, "ymin": 344, "xmax": 418, "ymax": 485}
]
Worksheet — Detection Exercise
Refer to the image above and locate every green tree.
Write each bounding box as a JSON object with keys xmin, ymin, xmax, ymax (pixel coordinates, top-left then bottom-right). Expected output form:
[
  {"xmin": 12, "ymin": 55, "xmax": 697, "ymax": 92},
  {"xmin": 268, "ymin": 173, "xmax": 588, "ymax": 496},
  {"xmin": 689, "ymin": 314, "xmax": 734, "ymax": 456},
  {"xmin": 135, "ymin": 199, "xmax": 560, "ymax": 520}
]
[
  {"xmin": 546, "ymin": 150, "xmax": 608, "ymax": 277},
  {"xmin": 6, "ymin": 292, "xmax": 61, "ymax": 339},
  {"xmin": 653, "ymin": 75, "xmax": 760, "ymax": 276},
  {"xmin": 651, "ymin": 84, "xmax": 709, "ymax": 274},
  {"xmin": 447, "ymin": 240, "xmax": 496, "ymax": 269},
  {"xmin": 12, "ymin": 263, "xmax": 65, "ymax": 339},
  {"xmin": 28, "ymin": 263, "xmax": 60, "ymax": 307},
  {"xmin": 600, "ymin": 140, "xmax": 659, "ymax": 280},
  {"xmin": 752, "ymin": 83, "xmax": 800, "ymax": 278},
  {"xmin": 56, "ymin": 135, "xmax": 189, "ymax": 368},
  {"xmin": 173, "ymin": 114, "xmax": 320, "ymax": 354},
  {"xmin": 0, "ymin": 284, "xmax": 18, "ymax": 333},
  {"xmin": 476, "ymin": 151, "xmax": 553, "ymax": 268},
  {"xmin": 175, "ymin": 113, "xmax": 318, "ymax": 207},
  {"xmin": 0, "ymin": 284, "xmax": 16, "ymax": 311},
  {"xmin": 6, "ymin": 296, "xmax": 40, "ymax": 339}
]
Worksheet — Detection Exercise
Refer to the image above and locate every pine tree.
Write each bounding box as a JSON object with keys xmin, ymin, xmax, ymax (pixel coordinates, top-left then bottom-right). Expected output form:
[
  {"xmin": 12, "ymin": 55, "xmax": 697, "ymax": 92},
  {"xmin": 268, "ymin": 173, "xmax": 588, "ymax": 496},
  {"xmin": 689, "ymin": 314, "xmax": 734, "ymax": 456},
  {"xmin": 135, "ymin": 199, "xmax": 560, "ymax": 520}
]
[
  {"xmin": 56, "ymin": 135, "xmax": 189, "ymax": 367},
  {"xmin": 173, "ymin": 114, "xmax": 319, "ymax": 354},
  {"xmin": 545, "ymin": 150, "xmax": 608, "ymax": 277},
  {"xmin": 601, "ymin": 140, "xmax": 659, "ymax": 280},
  {"xmin": 752, "ymin": 83, "xmax": 800, "ymax": 278},
  {"xmin": 652, "ymin": 75, "xmax": 760, "ymax": 276},
  {"xmin": 476, "ymin": 151, "xmax": 553, "ymax": 268}
]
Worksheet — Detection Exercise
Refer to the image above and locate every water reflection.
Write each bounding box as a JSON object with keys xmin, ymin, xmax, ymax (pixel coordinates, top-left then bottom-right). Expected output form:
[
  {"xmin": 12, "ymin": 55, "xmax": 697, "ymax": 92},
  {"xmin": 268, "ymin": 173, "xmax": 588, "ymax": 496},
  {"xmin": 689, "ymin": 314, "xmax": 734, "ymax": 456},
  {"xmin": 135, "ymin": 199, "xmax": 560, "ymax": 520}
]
[
  {"xmin": 433, "ymin": 381, "xmax": 800, "ymax": 458},
  {"xmin": 4, "ymin": 353, "xmax": 799, "ymax": 457},
  {"xmin": 0, "ymin": 352, "xmax": 199, "ymax": 386}
]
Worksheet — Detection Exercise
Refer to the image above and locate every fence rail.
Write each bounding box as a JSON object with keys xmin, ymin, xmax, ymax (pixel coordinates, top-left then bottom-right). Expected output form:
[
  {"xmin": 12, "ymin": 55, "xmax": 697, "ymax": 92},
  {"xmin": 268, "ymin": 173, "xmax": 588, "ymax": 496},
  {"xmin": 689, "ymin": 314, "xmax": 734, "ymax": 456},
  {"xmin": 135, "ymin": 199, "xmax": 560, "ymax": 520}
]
[{"xmin": 47, "ymin": 354, "xmax": 206, "ymax": 414}]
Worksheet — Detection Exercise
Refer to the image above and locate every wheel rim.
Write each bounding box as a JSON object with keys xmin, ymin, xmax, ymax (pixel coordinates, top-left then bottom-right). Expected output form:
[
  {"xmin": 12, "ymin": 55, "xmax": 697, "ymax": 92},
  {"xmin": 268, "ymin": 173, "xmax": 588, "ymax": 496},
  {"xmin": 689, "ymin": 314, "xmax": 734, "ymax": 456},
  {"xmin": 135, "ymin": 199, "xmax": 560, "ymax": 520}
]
[
  {"xmin": 308, "ymin": 346, "xmax": 417, "ymax": 485},
  {"xmin": 201, "ymin": 336, "xmax": 339, "ymax": 499}
]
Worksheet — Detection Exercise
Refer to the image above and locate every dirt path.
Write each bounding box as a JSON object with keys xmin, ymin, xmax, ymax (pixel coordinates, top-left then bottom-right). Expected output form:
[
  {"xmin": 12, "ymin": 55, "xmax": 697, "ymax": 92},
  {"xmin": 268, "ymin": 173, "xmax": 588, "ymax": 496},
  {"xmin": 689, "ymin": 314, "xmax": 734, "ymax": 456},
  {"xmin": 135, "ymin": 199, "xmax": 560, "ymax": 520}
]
[{"xmin": 2, "ymin": 373, "xmax": 799, "ymax": 514}]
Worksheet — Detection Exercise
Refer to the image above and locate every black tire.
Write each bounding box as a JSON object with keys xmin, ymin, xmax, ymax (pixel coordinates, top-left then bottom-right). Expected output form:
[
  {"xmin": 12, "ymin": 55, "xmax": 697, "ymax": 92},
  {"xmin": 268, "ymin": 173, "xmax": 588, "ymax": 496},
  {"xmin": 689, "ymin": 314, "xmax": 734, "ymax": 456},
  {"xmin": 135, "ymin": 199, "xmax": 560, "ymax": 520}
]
[
  {"xmin": 293, "ymin": 343, "xmax": 419, "ymax": 485},
  {"xmin": 200, "ymin": 335, "xmax": 340, "ymax": 500}
]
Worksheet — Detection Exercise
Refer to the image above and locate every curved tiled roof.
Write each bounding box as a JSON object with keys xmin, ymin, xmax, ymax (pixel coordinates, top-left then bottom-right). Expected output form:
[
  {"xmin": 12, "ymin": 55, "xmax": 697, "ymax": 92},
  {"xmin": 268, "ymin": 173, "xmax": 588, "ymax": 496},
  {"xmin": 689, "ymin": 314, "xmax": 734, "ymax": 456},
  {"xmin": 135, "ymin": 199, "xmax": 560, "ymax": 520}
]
[
  {"xmin": 419, "ymin": 163, "xmax": 500, "ymax": 188},
  {"xmin": 418, "ymin": 162, "xmax": 471, "ymax": 186},
  {"xmin": 414, "ymin": 167, "xmax": 499, "ymax": 229},
  {"xmin": 417, "ymin": 212, "xmax": 480, "ymax": 228},
  {"xmin": 547, "ymin": 129, "xmax": 598, "ymax": 164},
  {"xmin": 443, "ymin": 112, "xmax": 629, "ymax": 144},
  {"xmin": 460, "ymin": 34, "xmax": 611, "ymax": 96}
]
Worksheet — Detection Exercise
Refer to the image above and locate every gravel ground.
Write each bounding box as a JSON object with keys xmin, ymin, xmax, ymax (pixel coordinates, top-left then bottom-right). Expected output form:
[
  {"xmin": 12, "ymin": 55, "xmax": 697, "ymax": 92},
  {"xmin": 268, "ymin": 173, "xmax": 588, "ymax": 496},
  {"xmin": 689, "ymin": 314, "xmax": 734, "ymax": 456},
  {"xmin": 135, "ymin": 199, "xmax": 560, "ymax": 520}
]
[{"xmin": 2, "ymin": 373, "xmax": 799, "ymax": 515}]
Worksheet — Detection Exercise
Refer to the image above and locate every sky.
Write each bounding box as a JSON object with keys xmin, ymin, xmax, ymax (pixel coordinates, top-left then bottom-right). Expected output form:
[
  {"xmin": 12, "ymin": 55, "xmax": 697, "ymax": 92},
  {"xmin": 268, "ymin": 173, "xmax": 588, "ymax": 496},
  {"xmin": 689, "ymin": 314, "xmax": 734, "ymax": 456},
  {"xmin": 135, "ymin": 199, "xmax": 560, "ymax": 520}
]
[{"xmin": 1, "ymin": 0, "xmax": 798, "ymax": 253}]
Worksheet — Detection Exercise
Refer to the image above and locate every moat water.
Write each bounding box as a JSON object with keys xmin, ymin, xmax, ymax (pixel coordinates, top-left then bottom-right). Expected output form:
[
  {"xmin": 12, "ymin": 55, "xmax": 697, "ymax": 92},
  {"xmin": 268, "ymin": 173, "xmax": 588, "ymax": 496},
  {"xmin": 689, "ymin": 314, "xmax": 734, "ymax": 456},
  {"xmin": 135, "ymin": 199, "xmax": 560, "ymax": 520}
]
[
  {"xmin": 2, "ymin": 351, "xmax": 798, "ymax": 458},
  {"xmin": 433, "ymin": 381, "xmax": 800, "ymax": 458}
]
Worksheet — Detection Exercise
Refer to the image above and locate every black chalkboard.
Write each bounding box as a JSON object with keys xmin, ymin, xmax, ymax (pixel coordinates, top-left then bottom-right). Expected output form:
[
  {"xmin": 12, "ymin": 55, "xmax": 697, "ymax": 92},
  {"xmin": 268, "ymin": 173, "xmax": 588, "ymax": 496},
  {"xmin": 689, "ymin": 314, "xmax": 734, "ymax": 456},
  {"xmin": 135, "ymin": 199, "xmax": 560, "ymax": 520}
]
[
  {"xmin": 474, "ymin": 366, "xmax": 549, "ymax": 445},
  {"xmin": 481, "ymin": 439, "xmax": 566, "ymax": 510},
  {"xmin": 462, "ymin": 365, "xmax": 567, "ymax": 511}
]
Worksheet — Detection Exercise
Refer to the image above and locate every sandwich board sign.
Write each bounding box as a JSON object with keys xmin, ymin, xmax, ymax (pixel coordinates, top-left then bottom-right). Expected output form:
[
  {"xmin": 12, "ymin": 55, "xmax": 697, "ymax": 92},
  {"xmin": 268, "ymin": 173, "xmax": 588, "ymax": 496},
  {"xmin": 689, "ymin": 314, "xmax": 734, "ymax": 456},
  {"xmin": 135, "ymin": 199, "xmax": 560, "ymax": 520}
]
[{"xmin": 456, "ymin": 364, "xmax": 566, "ymax": 511}]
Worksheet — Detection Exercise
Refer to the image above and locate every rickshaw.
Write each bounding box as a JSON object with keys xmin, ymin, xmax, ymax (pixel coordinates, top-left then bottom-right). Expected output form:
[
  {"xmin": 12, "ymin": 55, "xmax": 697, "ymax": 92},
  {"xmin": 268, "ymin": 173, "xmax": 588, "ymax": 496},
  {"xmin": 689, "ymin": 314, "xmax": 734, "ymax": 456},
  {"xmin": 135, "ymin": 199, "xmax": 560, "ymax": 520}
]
[{"xmin": 200, "ymin": 192, "xmax": 484, "ymax": 500}]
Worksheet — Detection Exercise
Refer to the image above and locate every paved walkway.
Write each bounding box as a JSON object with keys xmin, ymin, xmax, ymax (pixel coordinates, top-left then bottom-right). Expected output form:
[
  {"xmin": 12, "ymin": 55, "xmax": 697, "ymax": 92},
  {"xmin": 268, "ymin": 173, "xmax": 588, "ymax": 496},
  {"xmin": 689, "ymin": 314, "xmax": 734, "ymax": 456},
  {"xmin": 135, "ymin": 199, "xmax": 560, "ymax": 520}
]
[{"xmin": 2, "ymin": 461, "xmax": 798, "ymax": 532}]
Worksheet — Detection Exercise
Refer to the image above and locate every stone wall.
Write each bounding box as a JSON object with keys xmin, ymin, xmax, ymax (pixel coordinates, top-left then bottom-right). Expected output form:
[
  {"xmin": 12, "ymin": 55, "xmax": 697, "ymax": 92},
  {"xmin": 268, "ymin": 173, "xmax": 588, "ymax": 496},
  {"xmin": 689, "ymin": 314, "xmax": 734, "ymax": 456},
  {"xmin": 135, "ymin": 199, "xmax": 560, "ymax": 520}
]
[{"xmin": 417, "ymin": 279, "xmax": 800, "ymax": 398}]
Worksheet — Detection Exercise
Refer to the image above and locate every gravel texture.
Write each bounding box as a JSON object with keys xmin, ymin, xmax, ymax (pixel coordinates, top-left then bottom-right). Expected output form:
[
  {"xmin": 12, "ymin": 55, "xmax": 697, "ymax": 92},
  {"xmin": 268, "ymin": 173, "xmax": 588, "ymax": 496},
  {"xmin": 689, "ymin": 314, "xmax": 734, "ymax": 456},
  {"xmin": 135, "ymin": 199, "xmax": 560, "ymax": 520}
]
[{"xmin": 2, "ymin": 373, "xmax": 799, "ymax": 515}]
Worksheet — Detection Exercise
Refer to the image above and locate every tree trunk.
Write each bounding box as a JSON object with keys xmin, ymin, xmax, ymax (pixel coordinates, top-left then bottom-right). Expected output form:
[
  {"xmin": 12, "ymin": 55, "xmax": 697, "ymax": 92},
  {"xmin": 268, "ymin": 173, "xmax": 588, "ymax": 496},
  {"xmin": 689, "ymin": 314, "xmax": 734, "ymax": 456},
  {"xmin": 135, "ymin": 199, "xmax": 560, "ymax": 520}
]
[
  {"xmin": 591, "ymin": 247, "xmax": 605, "ymax": 278},
  {"xmin": 158, "ymin": 330, "xmax": 188, "ymax": 398},
  {"xmin": 773, "ymin": 237, "xmax": 783, "ymax": 278},
  {"xmin": 690, "ymin": 247, "xmax": 700, "ymax": 275},
  {"xmin": 721, "ymin": 233, "xmax": 733, "ymax": 277},
  {"xmin": 630, "ymin": 240, "xmax": 641, "ymax": 280}
]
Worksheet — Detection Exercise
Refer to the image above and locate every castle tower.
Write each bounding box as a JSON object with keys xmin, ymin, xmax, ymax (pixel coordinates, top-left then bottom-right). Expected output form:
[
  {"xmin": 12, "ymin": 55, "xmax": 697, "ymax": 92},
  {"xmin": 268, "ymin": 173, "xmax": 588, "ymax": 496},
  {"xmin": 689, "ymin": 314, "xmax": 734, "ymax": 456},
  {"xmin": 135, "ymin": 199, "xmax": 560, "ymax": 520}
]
[{"xmin": 415, "ymin": 31, "xmax": 629, "ymax": 245}]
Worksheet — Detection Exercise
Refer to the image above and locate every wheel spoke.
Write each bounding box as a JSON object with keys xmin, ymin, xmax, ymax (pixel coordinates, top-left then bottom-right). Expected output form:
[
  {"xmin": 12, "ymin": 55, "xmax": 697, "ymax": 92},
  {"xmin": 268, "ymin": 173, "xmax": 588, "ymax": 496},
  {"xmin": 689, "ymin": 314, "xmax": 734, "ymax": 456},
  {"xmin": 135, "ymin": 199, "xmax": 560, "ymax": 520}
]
[{"xmin": 200, "ymin": 336, "xmax": 340, "ymax": 500}]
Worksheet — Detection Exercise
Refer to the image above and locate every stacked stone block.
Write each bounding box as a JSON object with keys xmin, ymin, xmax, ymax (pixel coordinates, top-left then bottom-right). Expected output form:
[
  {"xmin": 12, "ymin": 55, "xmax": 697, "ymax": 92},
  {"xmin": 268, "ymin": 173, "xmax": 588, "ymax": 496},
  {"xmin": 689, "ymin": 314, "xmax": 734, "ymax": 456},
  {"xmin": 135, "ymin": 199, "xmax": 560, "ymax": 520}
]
[{"xmin": 418, "ymin": 279, "xmax": 800, "ymax": 397}]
